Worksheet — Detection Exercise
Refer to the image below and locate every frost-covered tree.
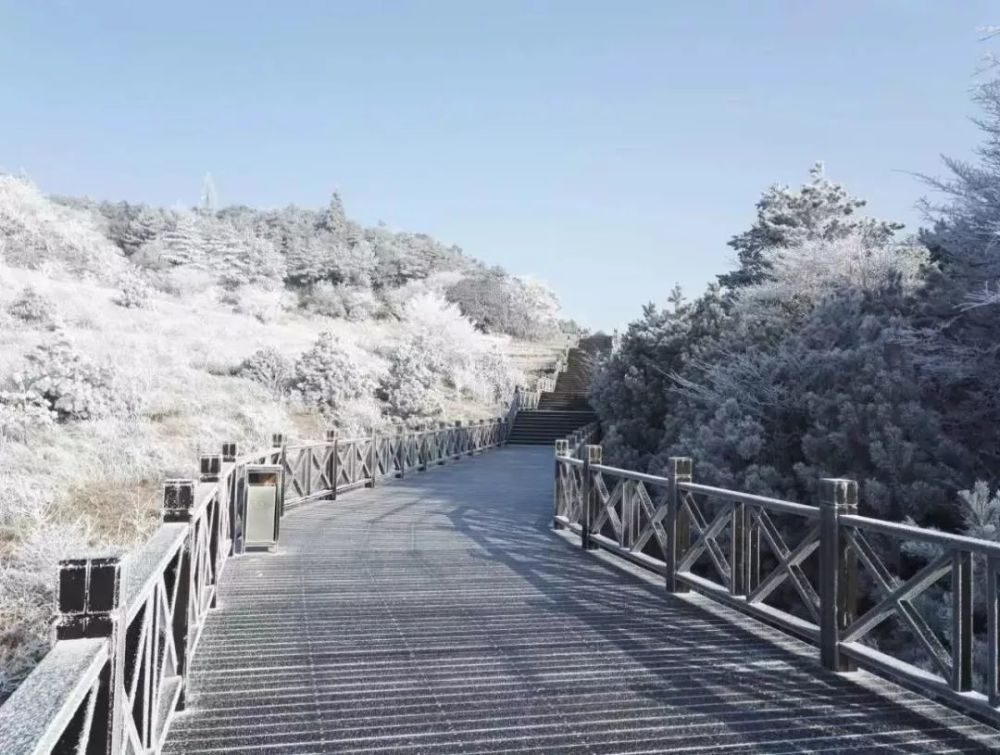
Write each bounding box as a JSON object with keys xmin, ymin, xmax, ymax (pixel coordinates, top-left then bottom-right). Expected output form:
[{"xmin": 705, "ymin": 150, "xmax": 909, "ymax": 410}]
[
  {"xmin": 134, "ymin": 210, "xmax": 203, "ymax": 270},
  {"xmin": 666, "ymin": 289, "xmax": 965, "ymax": 522},
  {"xmin": 7, "ymin": 287, "xmax": 57, "ymax": 326},
  {"xmin": 290, "ymin": 332, "xmax": 377, "ymax": 422},
  {"xmin": 719, "ymin": 162, "xmax": 904, "ymax": 289},
  {"xmin": 368, "ymin": 224, "xmax": 472, "ymax": 288},
  {"xmin": 317, "ymin": 191, "xmax": 347, "ymax": 238},
  {"xmin": 396, "ymin": 292, "xmax": 518, "ymax": 405},
  {"xmin": 238, "ymin": 347, "xmax": 292, "ymax": 399},
  {"xmin": 215, "ymin": 231, "xmax": 285, "ymax": 289},
  {"xmin": 918, "ymin": 74, "xmax": 1000, "ymax": 476},
  {"xmin": 446, "ymin": 267, "xmax": 559, "ymax": 339},
  {"xmin": 284, "ymin": 235, "xmax": 338, "ymax": 286},
  {"xmin": 120, "ymin": 206, "xmax": 167, "ymax": 257},
  {"xmin": 16, "ymin": 336, "xmax": 119, "ymax": 421},
  {"xmin": 0, "ymin": 175, "xmax": 125, "ymax": 278},
  {"xmin": 589, "ymin": 286, "xmax": 728, "ymax": 470},
  {"xmin": 592, "ymin": 166, "xmax": 975, "ymax": 530},
  {"xmin": 114, "ymin": 268, "xmax": 154, "ymax": 309},
  {"xmin": 378, "ymin": 336, "xmax": 443, "ymax": 420},
  {"xmin": 300, "ymin": 282, "xmax": 378, "ymax": 321}
]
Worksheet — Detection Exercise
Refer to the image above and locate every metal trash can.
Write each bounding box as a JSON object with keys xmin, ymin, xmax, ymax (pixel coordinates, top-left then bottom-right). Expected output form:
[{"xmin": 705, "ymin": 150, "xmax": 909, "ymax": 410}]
[{"xmin": 242, "ymin": 464, "xmax": 282, "ymax": 552}]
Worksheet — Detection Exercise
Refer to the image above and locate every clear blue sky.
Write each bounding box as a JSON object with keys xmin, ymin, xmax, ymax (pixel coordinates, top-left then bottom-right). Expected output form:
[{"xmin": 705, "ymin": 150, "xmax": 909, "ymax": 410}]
[{"xmin": 0, "ymin": 1, "xmax": 993, "ymax": 330}]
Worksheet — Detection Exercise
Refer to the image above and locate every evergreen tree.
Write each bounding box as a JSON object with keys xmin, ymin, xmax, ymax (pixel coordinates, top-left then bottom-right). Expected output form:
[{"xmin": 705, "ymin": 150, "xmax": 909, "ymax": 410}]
[
  {"xmin": 120, "ymin": 205, "xmax": 166, "ymax": 256},
  {"xmin": 158, "ymin": 210, "xmax": 204, "ymax": 267},
  {"xmin": 718, "ymin": 162, "xmax": 903, "ymax": 289},
  {"xmin": 317, "ymin": 191, "xmax": 347, "ymax": 239}
]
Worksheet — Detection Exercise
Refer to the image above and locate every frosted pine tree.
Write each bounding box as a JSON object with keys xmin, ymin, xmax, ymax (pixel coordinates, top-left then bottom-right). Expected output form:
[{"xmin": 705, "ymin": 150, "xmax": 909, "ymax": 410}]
[
  {"xmin": 719, "ymin": 162, "xmax": 904, "ymax": 289},
  {"xmin": 155, "ymin": 210, "xmax": 204, "ymax": 268},
  {"xmin": 119, "ymin": 206, "xmax": 166, "ymax": 256},
  {"xmin": 318, "ymin": 191, "xmax": 348, "ymax": 239}
]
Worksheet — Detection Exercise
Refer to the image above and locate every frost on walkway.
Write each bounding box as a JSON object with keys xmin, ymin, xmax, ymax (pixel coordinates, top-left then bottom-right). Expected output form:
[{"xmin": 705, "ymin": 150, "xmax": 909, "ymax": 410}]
[{"xmin": 164, "ymin": 447, "xmax": 1000, "ymax": 754}]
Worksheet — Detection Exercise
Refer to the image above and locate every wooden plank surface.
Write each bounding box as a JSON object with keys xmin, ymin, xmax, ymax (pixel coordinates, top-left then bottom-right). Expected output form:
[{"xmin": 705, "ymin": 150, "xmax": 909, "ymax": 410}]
[{"xmin": 163, "ymin": 447, "xmax": 1000, "ymax": 753}]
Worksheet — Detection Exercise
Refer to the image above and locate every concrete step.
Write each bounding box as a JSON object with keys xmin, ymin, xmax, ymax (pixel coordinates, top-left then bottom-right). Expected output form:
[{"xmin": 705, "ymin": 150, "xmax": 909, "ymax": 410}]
[{"xmin": 507, "ymin": 407, "xmax": 596, "ymax": 445}]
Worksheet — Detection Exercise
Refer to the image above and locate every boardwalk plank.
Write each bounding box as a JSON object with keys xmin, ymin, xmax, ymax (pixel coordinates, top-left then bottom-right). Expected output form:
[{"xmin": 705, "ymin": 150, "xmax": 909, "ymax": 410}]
[{"xmin": 163, "ymin": 447, "xmax": 1000, "ymax": 754}]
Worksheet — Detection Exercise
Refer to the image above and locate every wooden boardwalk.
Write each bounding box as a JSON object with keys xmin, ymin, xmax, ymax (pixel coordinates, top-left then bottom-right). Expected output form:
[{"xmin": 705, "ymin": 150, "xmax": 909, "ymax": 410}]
[{"xmin": 163, "ymin": 447, "xmax": 1000, "ymax": 754}]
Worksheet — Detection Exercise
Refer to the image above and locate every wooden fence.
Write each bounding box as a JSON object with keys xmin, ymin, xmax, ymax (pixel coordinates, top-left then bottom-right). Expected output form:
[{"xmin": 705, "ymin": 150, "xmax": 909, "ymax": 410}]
[
  {"xmin": 554, "ymin": 443, "xmax": 1000, "ymax": 725},
  {"xmin": 0, "ymin": 418, "xmax": 509, "ymax": 755}
]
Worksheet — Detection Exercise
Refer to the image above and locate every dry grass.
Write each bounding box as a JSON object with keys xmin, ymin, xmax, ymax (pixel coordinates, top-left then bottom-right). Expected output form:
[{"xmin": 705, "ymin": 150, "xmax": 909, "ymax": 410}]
[{"xmin": 0, "ymin": 261, "xmax": 565, "ymax": 699}]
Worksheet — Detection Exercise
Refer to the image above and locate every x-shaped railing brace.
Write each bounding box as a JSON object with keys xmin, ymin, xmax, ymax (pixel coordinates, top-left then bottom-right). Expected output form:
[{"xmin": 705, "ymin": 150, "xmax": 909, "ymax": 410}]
[
  {"xmin": 842, "ymin": 530, "xmax": 952, "ymax": 680},
  {"xmin": 747, "ymin": 512, "xmax": 820, "ymax": 623},
  {"xmin": 678, "ymin": 492, "xmax": 732, "ymax": 589}
]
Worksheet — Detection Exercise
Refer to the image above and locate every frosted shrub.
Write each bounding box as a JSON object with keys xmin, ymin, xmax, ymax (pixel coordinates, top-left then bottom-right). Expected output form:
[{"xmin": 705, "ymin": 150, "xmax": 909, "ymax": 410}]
[
  {"xmin": 301, "ymin": 282, "xmax": 379, "ymax": 321},
  {"xmin": 739, "ymin": 235, "xmax": 928, "ymax": 314},
  {"xmin": 957, "ymin": 481, "xmax": 1000, "ymax": 543},
  {"xmin": 7, "ymin": 286, "xmax": 57, "ymax": 326},
  {"xmin": 219, "ymin": 285, "xmax": 284, "ymax": 323},
  {"xmin": 18, "ymin": 336, "xmax": 117, "ymax": 421},
  {"xmin": 446, "ymin": 269, "xmax": 560, "ymax": 340},
  {"xmin": 379, "ymin": 338, "xmax": 443, "ymax": 420},
  {"xmin": 398, "ymin": 293, "xmax": 518, "ymax": 406},
  {"xmin": 151, "ymin": 265, "xmax": 217, "ymax": 296},
  {"xmin": 720, "ymin": 162, "xmax": 903, "ymax": 289},
  {"xmin": 0, "ymin": 175, "xmax": 125, "ymax": 279},
  {"xmin": 114, "ymin": 268, "xmax": 154, "ymax": 309},
  {"xmin": 469, "ymin": 347, "xmax": 517, "ymax": 405},
  {"xmin": 237, "ymin": 347, "xmax": 292, "ymax": 399},
  {"xmin": 0, "ymin": 388, "xmax": 56, "ymax": 443},
  {"xmin": 291, "ymin": 332, "xmax": 378, "ymax": 422},
  {"xmin": 378, "ymin": 271, "xmax": 464, "ymax": 319},
  {"xmin": 0, "ymin": 500, "xmax": 93, "ymax": 700}
]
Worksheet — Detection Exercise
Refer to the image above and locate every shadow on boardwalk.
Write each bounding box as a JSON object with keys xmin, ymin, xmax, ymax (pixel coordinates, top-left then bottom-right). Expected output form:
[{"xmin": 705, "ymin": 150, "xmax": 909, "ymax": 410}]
[{"xmin": 164, "ymin": 447, "xmax": 1000, "ymax": 754}]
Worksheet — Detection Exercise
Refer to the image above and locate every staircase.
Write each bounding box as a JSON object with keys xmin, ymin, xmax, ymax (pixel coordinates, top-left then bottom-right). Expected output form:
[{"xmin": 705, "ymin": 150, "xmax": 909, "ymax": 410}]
[
  {"xmin": 507, "ymin": 341, "xmax": 602, "ymax": 445},
  {"xmin": 506, "ymin": 409, "xmax": 597, "ymax": 445}
]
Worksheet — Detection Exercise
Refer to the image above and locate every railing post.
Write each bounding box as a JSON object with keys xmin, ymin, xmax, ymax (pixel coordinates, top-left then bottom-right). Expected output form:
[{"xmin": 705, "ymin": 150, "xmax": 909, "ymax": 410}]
[
  {"xmin": 395, "ymin": 426, "xmax": 406, "ymax": 479},
  {"xmin": 437, "ymin": 422, "xmax": 448, "ymax": 464},
  {"xmin": 200, "ymin": 453, "xmax": 221, "ymax": 483},
  {"xmin": 553, "ymin": 439, "xmax": 568, "ymax": 529},
  {"xmin": 56, "ymin": 553, "xmax": 127, "ymax": 753},
  {"xmin": 665, "ymin": 457, "xmax": 692, "ymax": 594},
  {"xmin": 199, "ymin": 454, "xmax": 223, "ymax": 608},
  {"xmin": 222, "ymin": 441, "xmax": 239, "ymax": 550},
  {"xmin": 418, "ymin": 426, "xmax": 428, "ymax": 471},
  {"xmin": 271, "ymin": 433, "xmax": 286, "ymax": 515},
  {"xmin": 620, "ymin": 480, "xmax": 630, "ymax": 548},
  {"xmin": 988, "ymin": 556, "xmax": 1000, "ymax": 706},
  {"xmin": 819, "ymin": 478, "xmax": 858, "ymax": 673},
  {"xmin": 367, "ymin": 430, "xmax": 378, "ymax": 487},
  {"xmin": 453, "ymin": 420, "xmax": 463, "ymax": 461},
  {"xmin": 325, "ymin": 430, "xmax": 338, "ymax": 497},
  {"xmin": 163, "ymin": 478, "xmax": 196, "ymax": 704},
  {"xmin": 731, "ymin": 495, "xmax": 749, "ymax": 597},
  {"xmin": 581, "ymin": 444, "xmax": 601, "ymax": 551},
  {"xmin": 952, "ymin": 549, "xmax": 973, "ymax": 692}
]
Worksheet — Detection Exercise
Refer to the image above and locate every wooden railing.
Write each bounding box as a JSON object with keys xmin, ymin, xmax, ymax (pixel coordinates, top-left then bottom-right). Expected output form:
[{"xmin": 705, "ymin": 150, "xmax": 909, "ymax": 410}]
[
  {"xmin": 280, "ymin": 419, "xmax": 508, "ymax": 508},
  {"xmin": 0, "ymin": 418, "xmax": 509, "ymax": 755},
  {"xmin": 553, "ymin": 445, "xmax": 1000, "ymax": 725}
]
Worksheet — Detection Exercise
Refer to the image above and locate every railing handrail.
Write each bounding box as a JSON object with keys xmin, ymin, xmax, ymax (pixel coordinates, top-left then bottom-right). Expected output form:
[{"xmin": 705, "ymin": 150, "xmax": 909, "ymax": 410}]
[
  {"xmin": 841, "ymin": 512, "xmax": 1000, "ymax": 557},
  {"xmin": 123, "ymin": 523, "xmax": 188, "ymax": 622},
  {"xmin": 553, "ymin": 444, "xmax": 1000, "ymax": 726},
  {"xmin": 677, "ymin": 481, "xmax": 818, "ymax": 520},
  {"xmin": 0, "ymin": 639, "xmax": 109, "ymax": 755},
  {"xmin": 0, "ymin": 413, "xmax": 513, "ymax": 755}
]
